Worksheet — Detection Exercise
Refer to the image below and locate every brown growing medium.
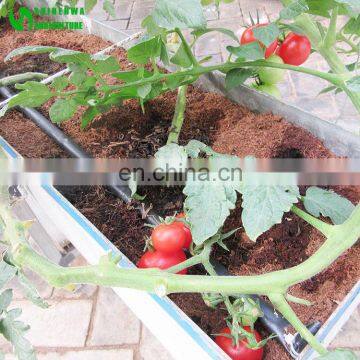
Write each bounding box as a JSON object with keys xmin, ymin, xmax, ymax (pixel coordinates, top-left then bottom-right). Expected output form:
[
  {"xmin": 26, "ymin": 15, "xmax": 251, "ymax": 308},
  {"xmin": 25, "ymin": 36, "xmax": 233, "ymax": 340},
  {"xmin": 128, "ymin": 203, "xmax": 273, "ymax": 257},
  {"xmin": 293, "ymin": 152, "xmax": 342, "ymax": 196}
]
[{"xmin": 0, "ymin": 24, "xmax": 359, "ymax": 360}]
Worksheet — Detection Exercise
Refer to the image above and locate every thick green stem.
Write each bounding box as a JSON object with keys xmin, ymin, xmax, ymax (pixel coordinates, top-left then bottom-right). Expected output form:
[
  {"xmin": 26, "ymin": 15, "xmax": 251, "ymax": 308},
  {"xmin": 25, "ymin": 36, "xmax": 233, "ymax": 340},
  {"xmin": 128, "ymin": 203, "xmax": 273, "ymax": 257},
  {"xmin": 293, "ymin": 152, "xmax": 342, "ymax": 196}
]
[
  {"xmin": 0, "ymin": 72, "xmax": 48, "ymax": 86},
  {"xmin": 166, "ymin": 85, "xmax": 188, "ymax": 144},
  {"xmin": 269, "ymin": 294, "xmax": 327, "ymax": 355},
  {"xmin": 291, "ymin": 205, "xmax": 333, "ymax": 236},
  {"xmin": 10, "ymin": 204, "xmax": 360, "ymax": 296}
]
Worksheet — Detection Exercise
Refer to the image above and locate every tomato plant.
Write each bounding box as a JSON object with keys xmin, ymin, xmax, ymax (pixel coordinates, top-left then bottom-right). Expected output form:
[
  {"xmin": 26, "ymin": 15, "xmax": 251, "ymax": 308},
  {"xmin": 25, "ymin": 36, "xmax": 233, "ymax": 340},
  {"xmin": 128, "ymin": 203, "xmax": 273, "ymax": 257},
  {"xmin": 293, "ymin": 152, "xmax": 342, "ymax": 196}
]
[
  {"xmin": 151, "ymin": 223, "xmax": 186, "ymax": 253},
  {"xmin": 137, "ymin": 249, "xmax": 187, "ymax": 274},
  {"xmin": 215, "ymin": 326, "xmax": 264, "ymax": 360}
]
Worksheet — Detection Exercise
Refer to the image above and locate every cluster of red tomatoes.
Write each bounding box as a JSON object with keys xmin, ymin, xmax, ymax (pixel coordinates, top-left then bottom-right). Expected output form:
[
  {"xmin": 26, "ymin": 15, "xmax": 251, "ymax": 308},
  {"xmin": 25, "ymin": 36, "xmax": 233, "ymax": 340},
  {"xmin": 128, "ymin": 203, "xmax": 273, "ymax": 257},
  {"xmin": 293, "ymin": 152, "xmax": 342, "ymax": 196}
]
[
  {"xmin": 241, "ymin": 24, "xmax": 311, "ymax": 99},
  {"xmin": 241, "ymin": 23, "xmax": 311, "ymax": 66},
  {"xmin": 137, "ymin": 214, "xmax": 264, "ymax": 359},
  {"xmin": 137, "ymin": 213, "xmax": 192, "ymax": 274}
]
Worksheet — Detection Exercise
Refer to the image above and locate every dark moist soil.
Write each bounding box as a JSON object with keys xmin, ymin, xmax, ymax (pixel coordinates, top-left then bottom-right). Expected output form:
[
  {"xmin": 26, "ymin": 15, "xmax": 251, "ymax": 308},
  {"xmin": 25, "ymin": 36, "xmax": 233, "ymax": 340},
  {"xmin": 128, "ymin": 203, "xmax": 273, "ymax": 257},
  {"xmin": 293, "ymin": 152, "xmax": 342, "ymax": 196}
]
[{"xmin": 1, "ymin": 24, "xmax": 359, "ymax": 360}]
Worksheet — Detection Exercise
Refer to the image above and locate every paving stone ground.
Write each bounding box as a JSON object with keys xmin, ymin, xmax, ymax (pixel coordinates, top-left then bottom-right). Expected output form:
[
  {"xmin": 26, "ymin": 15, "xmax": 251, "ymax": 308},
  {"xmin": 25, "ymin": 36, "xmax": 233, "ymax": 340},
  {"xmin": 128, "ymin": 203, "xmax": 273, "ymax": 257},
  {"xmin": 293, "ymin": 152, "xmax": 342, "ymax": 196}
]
[{"xmin": 3, "ymin": 1, "xmax": 359, "ymax": 359}]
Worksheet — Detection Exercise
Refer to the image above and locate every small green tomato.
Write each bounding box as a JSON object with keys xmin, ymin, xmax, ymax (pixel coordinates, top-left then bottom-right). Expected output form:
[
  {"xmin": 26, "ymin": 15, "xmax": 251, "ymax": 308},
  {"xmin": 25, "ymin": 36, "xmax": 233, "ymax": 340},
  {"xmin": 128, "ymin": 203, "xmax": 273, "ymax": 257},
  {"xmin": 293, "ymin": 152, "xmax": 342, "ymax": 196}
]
[
  {"xmin": 254, "ymin": 83, "xmax": 281, "ymax": 99},
  {"xmin": 258, "ymin": 54, "xmax": 285, "ymax": 84}
]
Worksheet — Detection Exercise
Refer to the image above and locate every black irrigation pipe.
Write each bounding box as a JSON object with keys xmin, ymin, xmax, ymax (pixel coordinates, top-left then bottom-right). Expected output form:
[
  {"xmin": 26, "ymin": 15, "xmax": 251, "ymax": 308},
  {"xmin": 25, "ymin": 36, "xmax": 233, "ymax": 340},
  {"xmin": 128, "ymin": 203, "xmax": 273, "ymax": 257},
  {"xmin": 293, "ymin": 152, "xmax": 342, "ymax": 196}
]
[
  {"xmin": 0, "ymin": 86, "xmax": 161, "ymax": 226},
  {"xmin": 0, "ymin": 85, "xmax": 320, "ymax": 358}
]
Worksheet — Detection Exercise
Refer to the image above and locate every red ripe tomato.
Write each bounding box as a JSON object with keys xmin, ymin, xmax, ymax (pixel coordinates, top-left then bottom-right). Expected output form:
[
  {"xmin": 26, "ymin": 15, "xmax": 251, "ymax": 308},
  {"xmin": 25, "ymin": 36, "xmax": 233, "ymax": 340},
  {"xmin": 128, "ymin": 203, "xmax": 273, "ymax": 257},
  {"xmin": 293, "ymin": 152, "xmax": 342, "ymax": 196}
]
[
  {"xmin": 215, "ymin": 326, "xmax": 264, "ymax": 360},
  {"xmin": 241, "ymin": 24, "xmax": 278, "ymax": 59},
  {"xmin": 264, "ymin": 40, "xmax": 279, "ymax": 58},
  {"xmin": 152, "ymin": 223, "xmax": 186, "ymax": 253},
  {"xmin": 175, "ymin": 213, "xmax": 192, "ymax": 249},
  {"xmin": 137, "ymin": 250, "xmax": 187, "ymax": 274},
  {"xmin": 277, "ymin": 32, "xmax": 311, "ymax": 66},
  {"xmin": 241, "ymin": 24, "xmax": 267, "ymax": 45}
]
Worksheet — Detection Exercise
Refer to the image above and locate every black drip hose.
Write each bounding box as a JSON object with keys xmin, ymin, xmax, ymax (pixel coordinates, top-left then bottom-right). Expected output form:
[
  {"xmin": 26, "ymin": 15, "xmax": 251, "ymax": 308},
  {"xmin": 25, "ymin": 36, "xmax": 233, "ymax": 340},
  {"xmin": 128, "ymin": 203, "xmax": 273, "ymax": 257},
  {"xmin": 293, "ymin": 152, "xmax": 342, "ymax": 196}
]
[
  {"xmin": 0, "ymin": 86, "xmax": 161, "ymax": 226},
  {"xmin": 0, "ymin": 86, "xmax": 320, "ymax": 357}
]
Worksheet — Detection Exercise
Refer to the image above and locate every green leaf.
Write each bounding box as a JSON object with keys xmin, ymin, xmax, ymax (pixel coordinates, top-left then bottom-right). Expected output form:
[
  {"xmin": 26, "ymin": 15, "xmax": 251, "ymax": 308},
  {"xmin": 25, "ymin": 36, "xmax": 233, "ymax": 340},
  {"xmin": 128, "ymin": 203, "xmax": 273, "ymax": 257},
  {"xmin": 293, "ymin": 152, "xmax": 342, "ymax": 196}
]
[
  {"xmin": 50, "ymin": 49, "xmax": 92, "ymax": 65},
  {"xmin": 346, "ymin": 75, "xmax": 360, "ymax": 92},
  {"xmin": 9, "ymin": 82, "xmax": 52, "ymax": 108},
  {"xmin": 141, "ymin": 15, "xmax": 166, "ymax": 36},
  {"xmin": 170, "ymin": 43, "xmax": 193, "ymax": 68},
  {"xmin": 0, "ymin": 308, "xmax": 36, "ymax": 360},
  {"xmin": 94, "ymin": 56, "xmax": 120, "ymax": 74},
  {"xmin": 185, "ymin": 139, "xmax": 214, "ymax": 158},
  {"xmin": 343, "ymin": 15, "xmax": 360, "ymax": 35},
  {"xmin": 51, "ymin": 76, "xmax": 69, "ymax": 91},
  {"xmin": 315, "ymin": 349, "xmax": 358, "ymax": 359},
  {"xmin": 127, "ymin": 36, "xmax": 162, "ymax": 64},
  {"xmin": 227, "ymin": 42, "xmax": 264, "ymax": 60},
  {"xmin": 192, "ymin": 27, "xmax": 239, "ymax": 43},
  {"xmin": 112, "ymin": 68, "xmax": 153, "ymax": 82},
  {"xmin": 137, "ymin": 84, "xmax": 152, "ymax": 99},
  {"xmin": 84, "ymin": 0, "xmax": 97, "ymax": 13},
  {"xmin": 49, "ymin": 98, "xmax": 77, "ymax": 123},
  {"xmin": 103, "ymin": 0, "xmax": 116, "ymax": 17},
  {"xmin": 81, "ymin": 106, "xmax": 101, "ymax": 128},
  {"xmin": 0, "ymin": 261, "xmax": 17, "ymax": 288},
  {"xmin": 0, "ymin": 289, "xmax": 13, "ymax": 312},
  {"xmin": 184, "ymin": 178, "xmax": 238, "ymax": 245},
  {"xmin": 225, "ymin": 68, "xmax": 253, "ymax": 90},
  {"xmin": 280, "ymin": 0, "xmax": 309, "ymax": 19},
  {"xmin": 151, "ymin": 0, "xmax": 206, "ymax": 29},
  {"xmin": 69, "ymin": 63, "xmax": 88, "ymax": 86},
  {"xmin": 334, "ymin": 0, "xmax": 360, "ymax": 15},
  {"xmin": 5, "ymin": 46, "xmax": 58, "ymax": 62},
  {"xmin": 241, "ymin": 186, "xmax": 300, "ymax": 241},
  {"xmin": 305, "ymin": 0, "xmax": 335, "ymax": 17},
  {"xmin": 303, "ymin": 187, "xmax": 355, "ymax": 224},
  {"xmin": 252, "ymin": 23, "xmax": 280, "ymax": 47},
  {"xmin": 318, "ymin": 85, "xmax": 337, "ymax": 95},
  {"xmin": 16, "ymin": 272, "xmax": 49, "ymax": 309},
  {"xmin": 155, "ymin": 143, "xmax": 188, "ymax": 164}
]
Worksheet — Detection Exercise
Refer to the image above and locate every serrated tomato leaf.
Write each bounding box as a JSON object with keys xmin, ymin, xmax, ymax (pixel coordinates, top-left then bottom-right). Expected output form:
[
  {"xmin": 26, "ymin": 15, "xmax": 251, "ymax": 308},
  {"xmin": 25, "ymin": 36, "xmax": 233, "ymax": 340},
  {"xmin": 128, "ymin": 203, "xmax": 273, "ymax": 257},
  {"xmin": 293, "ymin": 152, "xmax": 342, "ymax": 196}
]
[
  {"xmin": 49, "ymin": 98, "xmax": 77, "ymax": 123},
  {"xmin": 184, "ymin": 178, "xmax": 239, "ymax": 244},
  {"xmin": 253, "ymin": 23, "xmax": 280, "ymax": 47},
  {"xmin": 0, "ymin": 261, "xmax": 17, "ymax": 288},
  {"xmin": 303, "ymin": 186, "xmax": 355, "ymax": 224},
  {"xmin": 127, "ymin": 36, "xmax": 162, "ymax": 64},
  {"xmin": 225, "ymin": 68, "xmax": 253, "ymax": 90},
  {"xmin": 227, "ymin": 42, "xmax": 264, "ymax": 60},
  {"xmin": 280, "ymin": 0, "xmax": 309, "ymax": 19},
  {"xmin": 0, "ymin": 289, "xmax": 13, "ymax": 312},
  {"xmin": 0, "ymin": 308, "xmax": 36, "ymax": 360},
  {"xmin": 346, "ymin": 75, "xmax": 360, "ymax": 92},
  {"xmin": 170, "ymin": 43, "xmax": 193, "ymax": 68},
  {"xmin": 151, "ymin": 0, "xmax": 206, "ymax": 29},
  {"xmin": 16, "ymin": 272, "xmax": 49, "ymax": 309},
  {"xmin": 9, "ymin": 82, "xmax": 52, "ymax": 109},
  {"xmin": 241, "ymin": 186, "xmax": 300, "ymax": 241},
  {"xmin": 5, "ymin": 45, "xmax": 58, "ymax": 62}
]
